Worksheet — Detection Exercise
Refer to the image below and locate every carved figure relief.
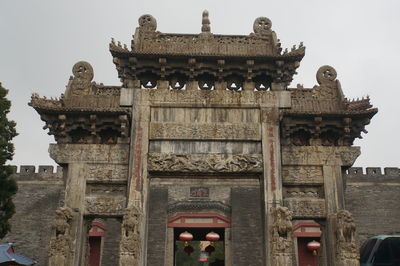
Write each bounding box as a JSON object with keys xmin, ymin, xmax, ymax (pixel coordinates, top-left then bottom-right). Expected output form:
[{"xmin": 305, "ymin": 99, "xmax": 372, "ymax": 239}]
[
  {"xmin": 270, "ymin": 206, "xmax": 293, "ymax": 266},
  {"xmin": 148, "ymin": 153, "xmax": 263, "ymax": 173},
  {"xmin": 119, "ymin": 206, "xmax": 142, "ymax": 266},
  {"xmin": 48, "ymin": 207, "xmax": 74, "ymax": 266},
  {"xmin": 335, "ymin": 210, "xmax": 359, "ymax": 266},
  {"xmin": 66, "ymin": 61, "xmax": 95, "ymax": 97}
]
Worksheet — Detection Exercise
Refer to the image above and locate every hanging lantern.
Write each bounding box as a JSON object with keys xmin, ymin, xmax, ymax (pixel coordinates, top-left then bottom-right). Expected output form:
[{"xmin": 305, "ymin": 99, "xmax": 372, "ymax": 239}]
[
  {"xmin": 206, "ymin": 232, "xmax": 220, "ymax": 242},
  {"xmin": 205, "ymin": 244, "xmax": 215, "ymax": 254},
  {"xmin": 307, "ymin": 240, "xmax": 321, "ymax": 256},
  {"xmin": 179, "ymin": 231, "xmax": 194, "ymax": 247},
  {"xmin": 184, "ymin": 245, "xmax": 194, "ymax": 255}
]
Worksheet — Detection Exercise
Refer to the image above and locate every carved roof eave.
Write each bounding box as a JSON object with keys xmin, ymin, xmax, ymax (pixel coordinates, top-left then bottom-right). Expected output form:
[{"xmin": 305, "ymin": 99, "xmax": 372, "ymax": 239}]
[
  {"xmin": 29, "ymin": 101, "xmax": 130, "ymax": 115},
  {"xmin": 109, "ymin": 43, "xmax": 305, "ymax": 61},
  {"xmin": 283, "ymin": 108, "xmax": 378, "ymax": 118}
]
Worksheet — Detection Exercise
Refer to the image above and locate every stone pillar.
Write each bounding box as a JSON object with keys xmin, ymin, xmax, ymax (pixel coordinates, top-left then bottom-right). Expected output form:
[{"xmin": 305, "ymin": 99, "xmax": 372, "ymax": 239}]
[
  {"xmin": 261, "ymin": 107, "xmax": 285, "ymax": 266},
  {"xmin": 120, "ymin": 88, "xmax": 150, "ymax": 266},
  {"xmin": 49, "ymin": 144, "xmax": 130, "ymax": 266}
]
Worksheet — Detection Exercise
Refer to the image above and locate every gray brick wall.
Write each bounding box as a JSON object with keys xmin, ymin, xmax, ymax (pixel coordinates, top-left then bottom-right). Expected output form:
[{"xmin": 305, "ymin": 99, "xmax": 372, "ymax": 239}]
[
  {"xmin": 102, "ymin": 218, "xmax": 121, "ymax": 266},
  {"xmin": 345, "ymin": 167, "xmax": 400, "ymax": 244},
  {"xmin": 146, "ymin": 187, "xmax": 168, "ymax": 265},
  {"xmin": 231, "ymin": 187, "xmax": 264, "ymax": 266},
  {"xmin": 3, "ymin": 181, "xmax": 63, "ymax": 265}
]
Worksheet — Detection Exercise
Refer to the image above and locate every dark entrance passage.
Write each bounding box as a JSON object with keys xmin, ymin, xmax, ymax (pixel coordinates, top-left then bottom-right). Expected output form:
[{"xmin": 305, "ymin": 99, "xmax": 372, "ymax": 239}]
[{"xmin": 174, "ymin": 228, "xmax": 225, "ymax": 266}]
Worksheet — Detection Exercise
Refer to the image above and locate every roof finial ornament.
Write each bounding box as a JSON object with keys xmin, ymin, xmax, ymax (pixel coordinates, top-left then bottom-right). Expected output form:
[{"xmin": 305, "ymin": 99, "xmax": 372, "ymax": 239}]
[
  {"xmin": 253, "ymin": 17, "xmax": 272, "ymax": 36},
  {"xmin": 201, "ymin": 10, "xmax": 211, "ymax": 33},
  {"xmin": 138, "ymin": 14, "xmax": 157, "ymax": 32}
]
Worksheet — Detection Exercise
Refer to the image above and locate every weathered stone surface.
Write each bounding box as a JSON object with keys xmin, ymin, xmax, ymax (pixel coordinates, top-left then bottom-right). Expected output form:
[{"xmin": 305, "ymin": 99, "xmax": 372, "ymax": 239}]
[
  {"xmin": 283, "ymin": 198, "xmax": 326, "ymax": 218},
  {"xmin": 49, "ymin": 144, "xmax": 129, "ymax": 164},
  {"xmin": 86, "ymin": 164, "xmax": 128, "ymax": 182},
  {"xmin": 281, "ymin": 146, "xmax": 360, "ymax": 166},
  {"xmin": 85, "ymin": 196, "xmax": 126, "ymax": 215},
  {"xmin": 282, "ymin": 165, "xmax": 324, "ymax": 184},
  {"xmin": 148, "ymin": 153, "xmax": 263, "ymax": 173}
]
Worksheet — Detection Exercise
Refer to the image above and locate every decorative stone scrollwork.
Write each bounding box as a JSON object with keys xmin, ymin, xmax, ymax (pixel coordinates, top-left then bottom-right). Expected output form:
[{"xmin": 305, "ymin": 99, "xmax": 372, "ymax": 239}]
[
  {"xmin": 284, "ymin": 198, "xmax": 326, "ymax": 218},
  {"xmin": 119, "ymin": 206, "xmax": 142, "ymax": 266},
  {"xmin": 48, "ymin": 207, "xmax": 74, "ymax": 266},
  {"xmin": 138, "ymin": 14, "xmax": 157, "ymax": 32},
  {"xmin": 270, "ymin": 206, "xmax": 293, "ymax": 266},
  {"xmin": 335, "ymin": 210, "xmax": 359, "ymax": 266},
  {"xmin": 148, "ymin": 153, "xmax": 263, "ymax": 173},
  {"xmin": 66, "ymin": 61, "xmax": 95, "ymax": 97},
  {"xmin": 253, "ymin": 17, "xmax": 272, "ymax": 36},
  {"xmin": 316, "ymin": 65, "xmax": 337, "ymax": 85},
  {"xmin": 313, "ymin": 65, "xmax": 343, "ymax": 100}
]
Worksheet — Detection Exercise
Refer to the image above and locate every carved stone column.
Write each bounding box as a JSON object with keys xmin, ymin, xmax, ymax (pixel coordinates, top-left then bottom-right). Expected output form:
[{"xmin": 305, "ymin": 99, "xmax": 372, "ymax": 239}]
[
  {"xmin": 262, "ymin": 107, "xmax": 285, "ymax": 266},
  {"xmin": 124, "ymin": 89, "xmax": 150, "ymax": 265},
  {"xmin": 119, "ymin": 206, "xmax": 142, "ymax": 266}
]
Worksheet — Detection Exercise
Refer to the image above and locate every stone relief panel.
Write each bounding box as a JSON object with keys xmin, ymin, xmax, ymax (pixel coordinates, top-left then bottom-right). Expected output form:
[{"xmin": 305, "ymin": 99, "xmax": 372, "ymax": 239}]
[
  {"xmin": 86, "ymin": 164, "xmax": 128, "ymax": 182},
  {"xmin": 283, "ymin": 198, "xmax": 326, "ymax": 218},
  {"xmin": 85, "ymin": 196, "xmax": 126, "ymax": 215},
  {"xmin": 282, "ymin": 166, "xmax": 323, "ymax": 185},
  {"xmin": 148, "ymin": 153, "xmax": 263, "ymax": 173},
  {"xmin": 149, "ymin": 122, "xmax": 261, "ymax": 140},
  {"xmin": 49, "ymin": 144, "xmax": 129, "ymax": 164},
  {"xmin": 283, "ymin": 186, "xmax": 324, "ymax": 199},
  {"xmin": 281, "ymin": 146, "xmax": 360, "ymax": 166},
  {"xmin": 141, "ymin": 90, "xmax": 290, "ymax": 108}
]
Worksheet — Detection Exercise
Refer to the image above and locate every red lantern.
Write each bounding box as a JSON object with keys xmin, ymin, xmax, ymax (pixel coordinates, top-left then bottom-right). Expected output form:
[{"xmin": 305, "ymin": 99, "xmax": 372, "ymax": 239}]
[
  {"xmin": 179, "ymin": 231, "xmax": 193, "ymax": 247},
  {"xmin": 205, "ymin": 244, "xmax": 215, "ymax": 254},
  {"xmin": 206, "ymin": 232, "xmax": 220, "ymax": 242},
  {"xmin": 307, "ymin": 240, "xmax": 321, "ymax": 256},
  {"xmin": 179, "ymin": 231, "xmax": 193, "ymax": 242},
  {"xmin": 184, "ymin": 245, "xmax": 194, "ymax": 255}
]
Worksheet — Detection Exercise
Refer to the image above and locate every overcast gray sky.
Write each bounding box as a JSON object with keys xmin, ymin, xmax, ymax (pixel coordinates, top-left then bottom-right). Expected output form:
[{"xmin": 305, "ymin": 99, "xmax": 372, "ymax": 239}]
[{"xmin": 1, "ymin": 0, "xmax": 399, "ymax": 169}]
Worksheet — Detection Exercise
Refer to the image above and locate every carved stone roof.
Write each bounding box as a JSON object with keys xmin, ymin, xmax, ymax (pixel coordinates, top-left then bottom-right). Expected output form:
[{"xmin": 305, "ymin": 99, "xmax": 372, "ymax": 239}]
[
  {"xmin": 110, "ymin": 13, "xmax": 305, "ymax": 58},
  {"xmin": 285, "ymin": 66, "xmax": 377, "ymax": 117}
]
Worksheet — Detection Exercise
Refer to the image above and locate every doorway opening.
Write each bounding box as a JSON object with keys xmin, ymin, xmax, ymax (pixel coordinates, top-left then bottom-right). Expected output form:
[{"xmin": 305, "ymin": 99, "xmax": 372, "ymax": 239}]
[{"xmin": 174, "ymin": 228, "xmax": 225, "ymax": 266}]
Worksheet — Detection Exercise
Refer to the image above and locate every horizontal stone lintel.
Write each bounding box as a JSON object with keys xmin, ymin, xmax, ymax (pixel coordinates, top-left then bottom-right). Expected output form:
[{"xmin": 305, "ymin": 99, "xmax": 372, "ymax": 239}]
[
  {"xmin": 49, "ymin": 144, "xmax": 130, "ymax": 164},
  {"xmin": 149, "ymin": 122, "xmax": 261, "ymax": 140},
  {"xmin": 85, "ymin": 196, "xmax": 126, "ymax": 216},
  {"xmin": 281, "ymin": 146, "xmax": 361, "ymax": 166},
  {"xmin": 140, "ymin": 89, "xmax": 291, "ymax": 108}
]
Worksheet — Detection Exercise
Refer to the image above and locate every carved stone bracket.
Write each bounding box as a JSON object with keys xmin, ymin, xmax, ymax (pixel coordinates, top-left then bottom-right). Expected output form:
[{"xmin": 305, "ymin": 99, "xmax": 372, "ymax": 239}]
[
  {"xmin": 281, "ymin": 146, "xmax": 360, "ymax": 166},
  {"xmin": 48, "ymin": 207, "xmax": 75, "ymax": 266},
  {"xmin": 149, "ymin": 122, "xmax": 261, "ymax": 140},
  {"xmin": 85, "ymin": 196, "xmax": 126, "ymax": 215},
  {"xmin": 270, "ymin": 206, "xmax": 293, "ymax": 266},
  {"xmin": 119, "ymin": 206, "xmax": 142, "ymax": 266},
  {"xmin": 148, "ymin": 153, "xmax": 263, "ymax": 173},
  {"xmin": 334, "ymin": 210, "xmax": 359, "ymax": 266},
  {"xmin": 283, "ymin": 198, "xmax": 326, "ymax": 218},
  {"xmin": 49, "ymin": 144, "xmax": 129, "ymax": 164}
]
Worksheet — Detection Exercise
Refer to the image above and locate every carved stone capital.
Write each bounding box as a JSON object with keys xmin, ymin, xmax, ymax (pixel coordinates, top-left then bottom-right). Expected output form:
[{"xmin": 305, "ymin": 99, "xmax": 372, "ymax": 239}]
[{"xmin": 148, "ymin": 153, "xmax": 263, "ymax": 173}]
